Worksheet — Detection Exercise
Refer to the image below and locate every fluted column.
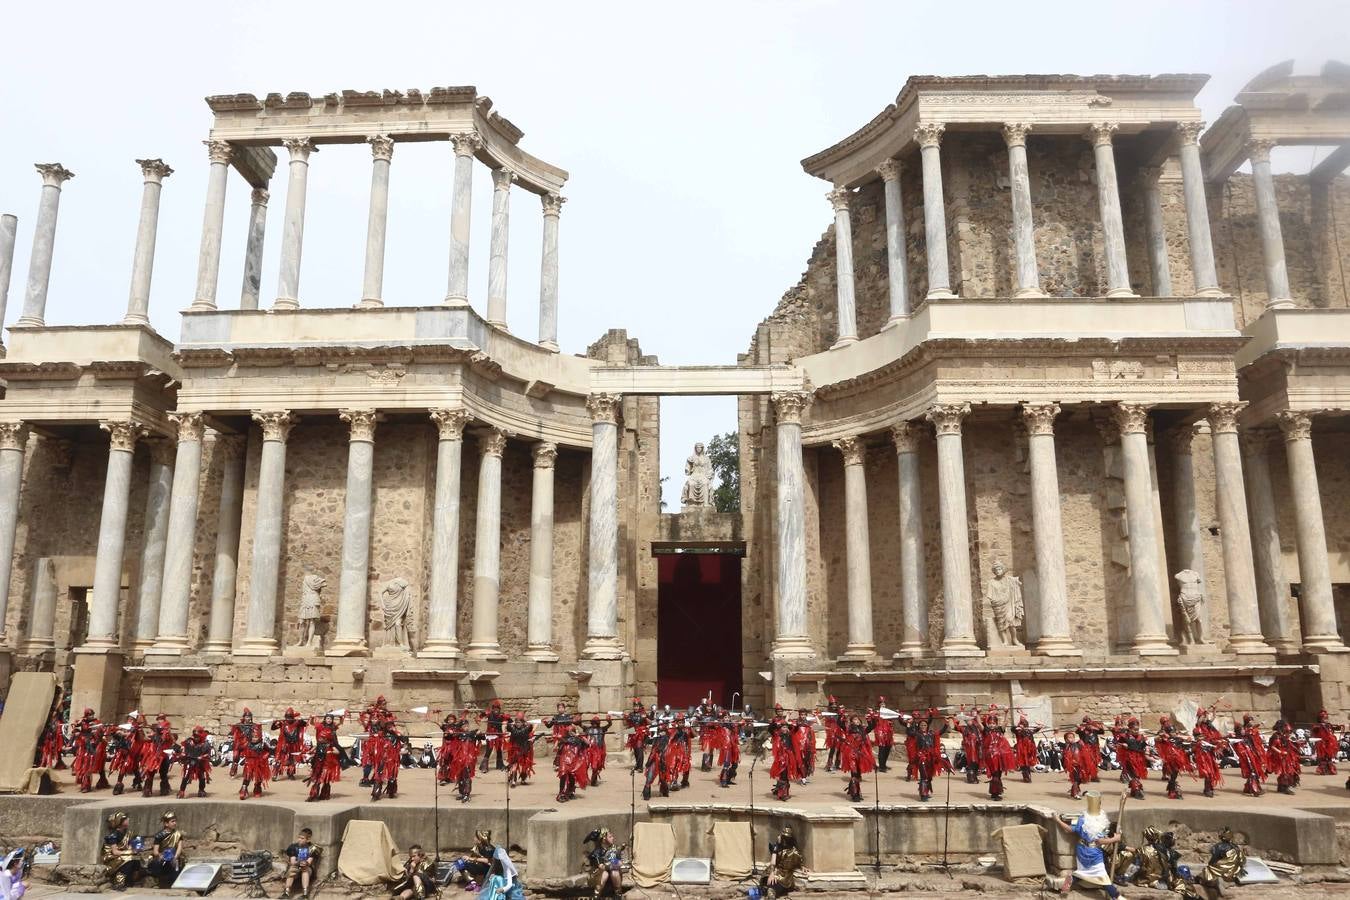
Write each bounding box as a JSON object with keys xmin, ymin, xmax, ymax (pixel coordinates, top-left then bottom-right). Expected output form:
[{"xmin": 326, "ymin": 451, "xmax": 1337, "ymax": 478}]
[
  {"xmin": 1168, "ymin": 424, "xmax": 1210, "ymax": 642},
  {"xmin": 191, "ymin": 141, "xmax": 230, "ymax": 311},
  {"xmin": 83, "ymin": 421, "xmax": 146, "ymax": 649},
  {"xmin": 360, "ymin": 135, "xmax": 394, "ymax": 308},
  {"xmin": 1139, "ymin": 168, "xmax": 1173, "ymax": 296},
  {"xmin": 445, "ymin": 132, "xmax": 481, "ymax": 306},
  {"xmin": 151, "ymin": 413, "xmax": 206, "ymax": 655},
  {"xmin": 538, "ymin": 193, "xmax": 565, "ymax": 351},
  {"xmin": 0, "ymin": 423, "xmax": 28, "ymax": 637},
  {"xmin": 1177, "ymin": 122, "xmax": 1222, "ymax": 297},
  {"xmin": 204, "ymin": 435, "xmax": 246, "ymax": 653},
  {"xmin": 467, "ymin": 428, "xmax": 508, "ymax": 659},
  {"xmin": 123, "ymin": 159, "xmax": 173, "ymax": 326},
  {"xmin": 772, "ymin": 392, "xmax": 813, "ymax": 657},
  {"xmin": 1002, "ymin": 123, "xmax": 1043, "ymax": 297},
  {"xmin": 423, "ymin": 409, "xmax": 469, "ymax": 658},
  {"xmin": 1276, "ymin": 411, "xmax": 1345, "ymax": 651},
  {"xmin": 834, "ymin": 437, "xmax": 874, "ymax": 658},
  {"xmin": 926, "ymin": 403, "xmax": 980, "ymax": 655},
  {"xmin": 915, "ymin": 123, "xmax": 955, "ymax": 299},
  {"xmin": 1113, "ymin": 403, "xmax": 1174, "ymax": 654},
  {"xmin": 1248, "ymin": 139, "xmax": 1294, "ymax": 309},
  {"xmin": 1241, "ymin": 428, "xmax": 1296, "ymax": 651},
  {"xmin": 1207, "ymin": 403, "xmax": 1273, "ymax": 653},
  {"xmin": 1022, "ymin": 403, "xmax": 1077, "ymax": 655},
  {"xmin": 877, "ymin": 159, "xmax": 910, "ymax": 325},
  {"xmin": 238, "ymin": 411, "xmax": 295, "ymax": 655},
  {"xmin": 16, "ymin": 163, "xmax": 74, "ymax": 327},
  {"xmin": 891, "ymin": 422, "xmax": 928, "ymax": 656},
  {"xmin": 273, "ymin": 138, "xmax": 316, "ymax": 310},
  {"xmin": 486, "ymin": 168, "xmax": 514, "ymax": 328},
  {"xmin": 585, "ymin": 395, "xmax": 623, "ymax": 659},
  {"xmin": 330, "ymin": 410, "xmax": 379, "ymax": 656},
  {"xmin": 239, "ymin": 188, "xmax": 269, "ymax": 310},
  {"xmin": 828, "ymin": 187, "xmax": 859, "ymax": 346},
  {"xmin": 0, "ymin": 214, "xmax": 17, "ymax": 333},
  {"xmin": 526, "ymin": 442, "xmax": 559, "ymax": 661},
  {"xmin": 1087, "ymin": 123, "xmax": 1136, "ymax": 298},
  {"xmin": 132, "ymin": 440, "xmax": 175, "ymax": 651},
  {"xmin": 23, "ymin": 558, "xmax": 57, "ymax": 655}
]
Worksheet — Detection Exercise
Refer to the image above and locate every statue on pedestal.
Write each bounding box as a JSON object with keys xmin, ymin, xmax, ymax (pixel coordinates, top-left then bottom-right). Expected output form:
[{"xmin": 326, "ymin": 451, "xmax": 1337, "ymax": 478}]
[
  {"xmin": 680, "ymin": 442, "xmax": 715, "ymax": 510},
  {"xmin": 380, "ymin": 577, "xmax": 412, "ymax": 650},
  {"xmin": 298, "ymin": 574, "xmax": 325, "ymax": 650},
  {"xmin": 1174, "ymin": 569, "xmax": 1207, "ymax": 645},
  {"xmin": 984, "ymin": 561, "xmax": 1025, "ymax": 648}
]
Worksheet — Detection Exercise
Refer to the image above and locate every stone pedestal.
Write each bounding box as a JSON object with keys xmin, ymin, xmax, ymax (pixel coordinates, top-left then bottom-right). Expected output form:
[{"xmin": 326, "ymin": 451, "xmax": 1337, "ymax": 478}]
[
  {"xmin": 575, "ymin": 659, "xmax": 627, "ymax": 715},
  {"xmin": 71, "ymin": 649, "xmax": 124, "ymax": 721}
]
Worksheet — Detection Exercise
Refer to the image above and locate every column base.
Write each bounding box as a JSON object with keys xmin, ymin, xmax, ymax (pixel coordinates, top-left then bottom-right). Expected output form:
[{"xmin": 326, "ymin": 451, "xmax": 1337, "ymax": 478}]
[
  {"xmin": 12, "ymin": 315, "xmax": 45, "ymax": 328},
  {"xmin": 1302, "ymin": 635, "xmax": 1349, "ymax": 653},
  {"xmin": 121, "ymin": 313, "xmax": 151, "ymax": 327},
  {"xmin": 1105, "ymin": 288, "xmax": 1139, "ymax": 298},
  {"xmin": 22, "ymin": 639, "xmax": 55, "ymax": 656},
  {"xmin": 325, "ymin": 639, "xmax": 370, "ymax": 658},
  {"xmin": 131, "ymin": 638, "xmax": 157, "ymax": 653},
  {"xmin": 581, "ymin": 635, "xmax": 624, "ymax": 661},
  {"xmin": 1228, "ymin": 635, "xmax": 1276, "ymax": 655},
  {"xmin": 938, "ymin": 638, "xmax": 984, "ymax": 658},
  {"xmin": 487, "ymin": 318, "xmax": 509, "ymax": 330},
  {"xmin": 234, "ymin": 637, "xmax": 280, "ymax": 657},
  {"xmin": 186, "ymin": 300, "xmax": 217, "ymax": 313},
  {"xmin": 829, "ymin": 336, "xmax": 859, "ymax": 350},
  {"xmin": 1033, "ymin": 636, "xmax": 1083, "ymax": 657},
  {"xmin": 273, "ymin": 297, "xmax": 299, "ymax": 310},
  {"xmin": 892, "ymin": 644, "xmax": 930, "ymax": 661},
  {"xmin": 772, "ymin": 635, "xmax": 815, "ymax": 659},
  {"xmin": 525, "ymin": 646, "xmax": 560, "ymax": 662},
  {"xmin": 444, "ymin": 293, "xmax": 470, "ymax": 308},
  {"xmin": 358, "ymin": 297, "xmax": 384, "ymax": 308},
  {"xmin": 839, "ymin": 643, "xmax": 877, "ymax": 663},
  {"xmin": 419, "ymin": 639, "xmax": 463, "ymax": 659},
  {"xmin": 1013, "ymin": 286, "xmax": 1047, "ymax": 298},
  {"xmin": 1265, "ymin": 297, "xmax": 1296, "ymax": 311},
  {"xmin": 1192, "ymin": 287, "xmax": 1226, "ymax": 299},
  {"xmin": 466, "ymin": 641, "xmax": 508, "ymax": 661},
  {"xmin": 200, "ymin": 640, "xmax": 233, "ymax": 655},
  {"xmin": 881, "ymin": 314, "xmax": 910, "ymax": 330},
  {"xmin": 925, "ymin": 288, "xmax": 957, "ymax": 301},
  {"xmin": 1132, "ymin": 635, "xmax": 1179, "ymax": 656},
  {"xmin": 146, "ymin": 637, "xmax": 191, "ymax": 657},
  {"xmin": 539, "ymin": 340, "xmax": 560, "ymax": 353}
]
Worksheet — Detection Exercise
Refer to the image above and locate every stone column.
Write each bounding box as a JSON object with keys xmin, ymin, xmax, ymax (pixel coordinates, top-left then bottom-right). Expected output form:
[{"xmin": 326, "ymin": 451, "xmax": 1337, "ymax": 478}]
[
  {"xmin": 191, "ymin": 141, "xmax": 230, "ymax": 311},
  {"xmin": 1276, "ymin": 411, "xmax": 1345, "ymax": 651},
  {"xmin": 0, "ymin": 214, "xmax": 17, "ymax": 332},
  {"xmin": 828, "ymin": 187, "xmax": 859, "ymax": 347},
  {"xmin": 486, "ymin": 168, "xmax": 514, "ymax": 329},
  {"xmin": 83, "ymin": 421, "xmax": 145, "ymax": 649},
  {"xmin": 891, "ymin": 422, "xmax": 929, "ymax": 656},
  {"xmin": 1168, "ymin": 424, "xmax": 1210, "ymax": 641},
  {"xmin": 833, "ymin": 437, "xmax": 874, "ymax": 658},
  {"xmin": 132, "ymin": 440, "xmax": 175, "ymax": 651},
  {"xmin": 1002, "ymin": 123, "xmax": 1044, "ymax": 297},
  {"xmin": 360, "ymin": 136, "xmax": 394, "ymax": 308},
  {"xmin": 1241, "ymin": 428, "xmax": 1296, "ymax": 651},
  {"xmin": 423, "ymin": 409, "xmax": 469, "ymax": 658},
  {"xmin": 445, "ymin": 132, "xmax": 481, "ymax": 306},
  {"xmin": 0, "ymin": 423, "xmax": 28, "ymax": 636},
  {"xmin": 926, "ymin": 402, "xmax": 980, "ymax": 655},
  {"xmin": 240, "ymin": 188, "xmax": 269, "ymax": 310},
  {"xmin": 1177, "ymin": 123, "xmax": 1222, "ymax": 297},
  {"xmin": 273, "ymin": 138, "xmax": 316, "ymax": 310},
  {"xmin": 1206, "ymin": 403, "xmax": 1273, "ymax": 653},
  {"xmin": 468, "ymin": 428, "xmax": 508, "ymax": 659},
  {"xmin": 238, "ymin": 411, "xmax": 295, "ymax": 655},
  {"xmin": 1087, "ymin": 123, "xmax": 1136, "ymax": 298},
  {"xmin": 1139, "ymin": 169, "xmax": 1174, "ymax": 296},
  {"xmin": 1248, "ymin": 139, "xmax": 1294, "ymax": 309},
  {"xmin": 23, "ymin": 558, "xmax": 57, "ymax": 655},
  {"xmin": 330, "ymin": 410, "xmax": 379, "ymax": 656},
  {"xmin": 1022, "ymin": 403, "xmax": 1077, "ymax": 655},
  {"xmin": 538, "ymin": 193, "xmax": 565, "ymax": 351},
  {"xmin": 915, "ymin": 123, "xmax": 956, "ymax": 300},
  {"xmin": 877, "ymin": 159, "xmax": 910, "ymax": 325},
  {"xmin": 204, "ymin": 435, "xmax": 246, "ymax": 653},
  {"xmin": 16, "ymin": 163, "xmax": 74, "ymax": 327},
  {"xmin": 150, "ymin": 413, "xmax": 206, "ymax": 655},
  {"xmin": 123, "ymin": 159, "xmax": 173, "ymax": 326},
  {"xmin": 585, "ymin": 395, "xmax": 624, "ymax": 659},
  {"xmin": 526, "ymin": 442, "xmax": 559, "ymax": 661},
  {"xmin": 772, "ymin": 392, "xmax": 813, "ymax": 657},
  {"xmin": 1113, "ymin": 403, "xmax": 1174, "ymax": 654}
]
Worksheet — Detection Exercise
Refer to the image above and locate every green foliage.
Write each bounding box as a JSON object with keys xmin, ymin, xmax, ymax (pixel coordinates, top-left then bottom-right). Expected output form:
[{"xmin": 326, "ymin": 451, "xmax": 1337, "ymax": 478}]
[{"xmin": 707, "ymin": 432, "xmax": 740, "ymax": 513}]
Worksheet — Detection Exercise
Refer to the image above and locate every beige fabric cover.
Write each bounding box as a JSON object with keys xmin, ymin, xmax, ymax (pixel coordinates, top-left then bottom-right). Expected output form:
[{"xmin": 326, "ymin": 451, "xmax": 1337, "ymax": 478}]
[
  {"xmin": 337, "ymin": 819, "xmax": 401, "ymax": 885},
  {"xmin": 712, "ymin": 821, "xmax": 753, "ymax": 879},
  {"xmin": 632, "ymin": 822, "xmax": 676, "ymax": 888},
  {"xmin": 0, "ymin": 673, "xmax": 56, "ymax": 793}
]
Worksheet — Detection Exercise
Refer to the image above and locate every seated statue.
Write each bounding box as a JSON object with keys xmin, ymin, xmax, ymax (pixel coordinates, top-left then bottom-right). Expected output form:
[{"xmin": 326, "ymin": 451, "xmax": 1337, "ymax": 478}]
[{"xmin": 680, "ymin": 442, "xmax": 715, "ymax": 509}]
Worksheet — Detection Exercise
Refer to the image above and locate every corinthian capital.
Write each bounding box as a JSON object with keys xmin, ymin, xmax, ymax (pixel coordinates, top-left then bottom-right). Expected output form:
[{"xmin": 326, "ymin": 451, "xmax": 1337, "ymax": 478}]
[
  {"xmin": 340, "ymin": 408, "xmax": 381, "ymax": 443},
  {"xmin": 35, "ymin": 163, "xmax": 74, "ymax": 187},
  {"xmin": 1246, "ymin": 138, "xmax": 1277, "ymax": 164},
  {"xmin": 833, "ymin": 436, "xmax": 866, "ymax": 466},
  {"xmin": 1086, "ymin": 122, "xmax": 1119, "ymax": 148},
  {"xmin": 1111, "ymin": 402, "xmax": 1152, "ymax": 435},
  {"xmin": 771, "ymin": 391, "xmax": 813, "ymax": 425},
  {"xmin": 282, "ymin": 138, "xmax": 317, "ymax": 162},
  {"xmin": 587, "ymin": 393, "xmax": 622, "ymax": 425},
  {"xmin": 876, "ymin": 158, "xmax": 901, "ymax": 183},
  {"xmin": 1020, "ymin": 402, "xmax": 1061, "ymax": 436},
  {"xmin": 492, "ymin": 168, "xmax": 516, "ymax": 191},
  {"xmin": 1206, "ymin": 401, "xmax": 1247, "ymax": 435},
  {"xmin": 430, "ymin": 408, "xmax": 471, "ymax": 440},
  {"xmin": 204, "ymin": 140, "xmax": 233, "ymax": 165},
  {"xmin": 252, "ymin": 410, "xmax": 296, "ymax": 442},
  {"xmin": 368, "ymin": 134, "xmax": 395, "ymax": 162},
  {"xmin": 827, "ymin": 187, "xmax": 852, "ymax": 212},
  {"xmin": 1276, "ymin": 409, "xmax": 1316, "ymax": 442},
  {"xmin": 136, "ymin": 158, "xmax": 174, "ymax": 183},
  {"xmin": 1177, "ymin": 121, "xmax": 1205, "ymax": 146},
  {"xmin": 1001, "ymin": 122, "xmax": 1032, "ymax": 148},
  {"xmin": 914, "ymin": 122, "xmax": 945, "ymax": 149},
  {"xmin": 481, "ymin": 428, "xmax": 508, "ymax": 457},
  {"xmin": 890, "ymin": 420, "xmax": 923, "ymax": 454},
  {"xmin": 533, "ymin": 441, "xmax": 558, "ymax": 468},
  {"xmin": 100, "ymin": 420, "xmax": 147, "ymax": 453},
  {"xmin": 925, "ymin": 402, "xmax": 970, "ymax": 436},
  {"xmin": 542, "ymin": 192, "xmax": 566, "ymax": 216},
  {"xmin": 169, "ymin": 411, "xmax": 206, "ymax": 443},
  {"xmin": 0, "ymin": 422, "xmax": 28, "ymax": 452},
  {"xmin": 450, "ymin": 131, "xmax": 482, "ymax": 157},
  {"xmin": 251, "ymin": 187, "xmax": 270, "ymax": 206}
]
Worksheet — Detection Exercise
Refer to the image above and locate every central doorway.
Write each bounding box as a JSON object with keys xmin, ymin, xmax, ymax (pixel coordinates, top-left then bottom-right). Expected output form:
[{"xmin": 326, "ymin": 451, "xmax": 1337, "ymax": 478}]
[{"xmin": 656, "ymin": 548, "xmax": 743, "ymax": 708}]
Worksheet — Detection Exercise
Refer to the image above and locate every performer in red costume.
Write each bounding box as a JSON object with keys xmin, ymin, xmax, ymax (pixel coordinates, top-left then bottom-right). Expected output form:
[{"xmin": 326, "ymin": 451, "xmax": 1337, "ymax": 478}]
[
  {"xmin": 716, "ymin": 712, "xmax": 742, "ymax": 788},
  {"xmin": 555, "ymin": 724, "xmax": 591, "ymax": 802},
  {"xmin": 176, "ymin": 726, "xmax": 212, "ymax": 799},
  {"xmin": 980, "ymin": 710, "xmax": 1017, "ymax": 801},
  {"xmin": 237, "ymin": 723, "xmax": 271, "ymax": 799},
  {"xmin": 108, "ymin": 716, "xmax": 139, "ymax": 795},
  {"xmin": 505, "ymin": 711, "xmax": 536, "ymax": 787},
  {"xmin": 1061, "ymin": 730, "xmax": 1093, "ymax": 800},
  {"xmin": 1191, "ymin": 708, "xmax": 1225, "ymax": 798},
  {"xmin": 38, "ymin": 693, "xmax": 65, "ymax": 770},
  {"xmin": 366, "ymin": 718, "xmax": 402, "ymax": 801},
  {"xmin": 138, "ymin": 716, "xmax": 172, "ymax": 797},
  {"xmin": 768, "ymin": 717, "xmax": 799, "ymax": 801},
  {"xmin": 72, "ymin": 708, "xmax": 108, "ymax": 793},
  {"xmin": 624, "ymin": 699, "xmax": 649, "ymax": 772},
  {"xmin": 583, "ymin": 715, "xmax": 614, "ymax": 786},
  {"xmin": 1012, "ymin": 715, "xmax": 1041, "ymax": 783},
  {"xmin": 1076, "ymin": 715, "xmax": 1105, "ymax": 783},
  {"xmin": 839, "ymin": 712, "xmax": 876, "ymax": 803},
  {"xmin": 900, "ymin": 712, "xmax": 949, "ymax": 802},
  {"xmin": 791, "ymin": 710, "xmax": 816, "ymax": 783},
  {"xmin": 228, "ymin": 709, "xmax": 255, "ymax": 778},
  {"xmin": 359, "ymin": 696, "xmax": 394, "ymax": 786},
  {"xmin": 270, "ymin": 708, "xmax": 307, "ymax": 780},
  {"xmin": 1114, "ymin": 716, "xmax": 1151, "ymax": 800},
  {"xmin": 1153, "ymin": 716, "xmax": 1194, "ymax": 800},
  {"xmin": 822, "ymin": 700, "xmax": 843, "ymax": 772},
  {"xmin": 869, "ymin": 700, "xmax": 895, "ymax": 773},
  {"xmin": 478, "ymin": 699, "xmax": 507, "ymax": 773},
  {"xmin": 305, "ymin": 712, "xmax": 343, "ymax": 801},
  {"xmin": 1312, "ymin": 710, "xmax": 1341, "ymax": 776},
  {"xmin": 1266, "ymin": 719, "xmax": 1303, "ymax": 795},
  {"xmin": 955, "ymin": 708, "xmax": 983, "ymax": 785},
  {"xmin": 1233, "ymin": 713, "xmax": 1269, "ymax": 796}
]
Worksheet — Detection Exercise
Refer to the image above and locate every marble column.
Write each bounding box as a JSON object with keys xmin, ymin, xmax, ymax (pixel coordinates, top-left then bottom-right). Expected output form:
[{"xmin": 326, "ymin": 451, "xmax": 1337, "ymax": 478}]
[
  {"xmin": 204, "ymin": 435, "xmax": 246, "ymax": 653},
  {"xmin": 772, "ymin": 392, "xmax": 813, "ymax": 657},
  {"xmin": 1241, "ymin": 428, "xmax": 1296, "ymax": 651},
  {"xmin": 132, "ymin": 440, "xmax": 175, "ymax": 651},
  {"xmin": 828, "ymin": 187, "xmax": 859, "ymax": 346},
  {"xmin": 1276, "ymin": 411, "xmax": 1345, "ymax": 651},
  {"xmin": 526, "ymin": 442, "xmax": 559, "ymax": 661},
  {"xmin": 239, "ymin": 188, "xmax": 269, "ymax": 310},
  {"xmin": 1248, "ymin": 139, "xmax": 1294, "ymax": 309},
  {"xmin": 1168, "ymin": 424, "xmax": 1210, "ymax": 642},
  {"xmin": 1022, "ymin": 403, "xmax": 1077, "ymax": 655},
  {"xmin": 445, "ymin": 132, "xmax": 481, "ymax": 306},
  {"xmin": 915, "ymin": 123, "xmax": 956, "ymax": 299},
  {"xmin": 926, "ymin": 402, "xmax": 980, "ymax": 655},
  {"xmin": 151, "ymin": 413, "xmax": 206, "ymax": 654},
  {"xmin": 486, "ymin": 168, "xmax": 514, "ymax": 329},
  {"xmin": 538, "ymin": 193, "xmax": 565, "ymax": 351},
  {"xmin": 23, "ymin": 558, "xmax": 57, "ymax": 655},
  {"xmin": 273, "ymin": 138, "xmax": 316, "ymax": 310},
  {"xmin": 1087, "ymin": 123, "xmax": 1136, "ymax": 298},
  {"xmin": 16, "ymin": 163, "xmax": 75, "ymax": 327},
  {"xmin": 0, "ymin": 214, "xmax": 17, "ymax": 332},
  {"xmin": 83, "ymin": 421, "xmax": 145, "ymax": 649},
  {"xmin": 585, "ymin": 395, "xmax": 624, "ymax": 659},
  {"xmin": 423, "ymin": 409, "xmax": 469, "ymax": 658},
  {"xmin": 834, "ymin": 436, "xmax": 874, "ymax": 657},
  {"xmin": 1177, "ymin": 122, "xmax": 1222, "ymax": 297},
  {"xmin": 1113, "ymin": 403, "xmax": 1174, "ymax": 654},
  {"xmin": 1206, "ymin": 403, "xmax": 1273, "ymax": 653},
  {"xmin": 1002, "ymin": 123, "xmax": 1044, "ymax": 297},
  {"xmin": 360, "ymin": 136, "xmax": 394, "ymax": 308},
  {"xmin": 0, "ymin": 423, "xmax": 28, "ymax": 637},
  {"xmin": 330, "ymin": 410, "xmax": 379, "ymax": 656},
  {"xmin": 123, "ymin": 159, "xmax": 173, "ymax": 326},
  {"xmin": 468, "ymin": 428, "xmax": 508, "ymax": 659},
  {"xmin": 891, "ymin": 422, "xmax": 928, "ymax": 655},
  {"xmin": 1139, "ymin": 168, "xmax": 1174, "ymax": 296},
  {"xmin": 877, "ymin": 159, "xmax": 910, "ymax": 325},
  {"xmin": 239, "ymin": 411, "xmax": 295, "ymax": 655},
  {"xmin": 191, "ymin": 141, "xmax": 230, "ymax": 311}
]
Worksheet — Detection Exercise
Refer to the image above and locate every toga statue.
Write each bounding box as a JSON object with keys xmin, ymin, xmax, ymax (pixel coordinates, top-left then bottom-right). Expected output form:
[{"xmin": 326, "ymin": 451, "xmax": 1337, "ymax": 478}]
[
  {"xmin": 1174, "ymin": 569, "xmax": 1207, "ymax": 645},
  {"xmin": 681, "ymin": 442, "xmax": 715, "ymax": 509},
  {"xmin": 298, "ymin": 574, "xmax": 326, "ymax": 650},
  {"xmin": 984, "ymin": 561, "xmax": 1025, "ymax": 648},
  {"xmin": 381, "ymin": 577, "xmax": 412, "ymax": 649}
]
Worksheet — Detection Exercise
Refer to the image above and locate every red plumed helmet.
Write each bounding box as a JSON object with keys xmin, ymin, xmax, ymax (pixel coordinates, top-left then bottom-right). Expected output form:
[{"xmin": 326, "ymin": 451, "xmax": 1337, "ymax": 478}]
[
  {"xmin": 1128, "ymin": 717, "xmax": 1140, "ymax": 727},
  {"xmin": 242, "ymin": 707, "xmax": 252, "ymax": 717},
  {"xmin": 285, "ymin": 707, "xmax": 296, "ymax": 718},
  {"xmin": 1319, "ymin": 710, "xmax": 1330, "ymax": 720},
  {"xmin": 82, "ymin": 707, "xmax": 94, "ymax": 717}
]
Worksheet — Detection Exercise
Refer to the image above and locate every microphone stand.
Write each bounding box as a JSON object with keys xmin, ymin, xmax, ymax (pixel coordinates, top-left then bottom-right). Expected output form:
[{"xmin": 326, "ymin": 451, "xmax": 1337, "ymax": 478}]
[
  {"xmin": 872, "ymin": 756, "xmax": 881, "ymax": 875},
  {"xmin": 504, "ymin": 736, "xmax": 511, "ymax": 856},
  {"xmin": 941, "ymin": 760, "xmax": 952, "ymax": 879},
  {"xmin": 743, "ymin": 724, "xmax": 766, "ymax": 881}
]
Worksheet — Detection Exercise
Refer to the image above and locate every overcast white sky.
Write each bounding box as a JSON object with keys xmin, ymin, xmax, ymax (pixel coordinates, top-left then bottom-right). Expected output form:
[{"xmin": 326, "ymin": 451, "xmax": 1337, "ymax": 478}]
[{"xmin": 1, "ymin": 1, "xmax": 1346, "ymax": 507}]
